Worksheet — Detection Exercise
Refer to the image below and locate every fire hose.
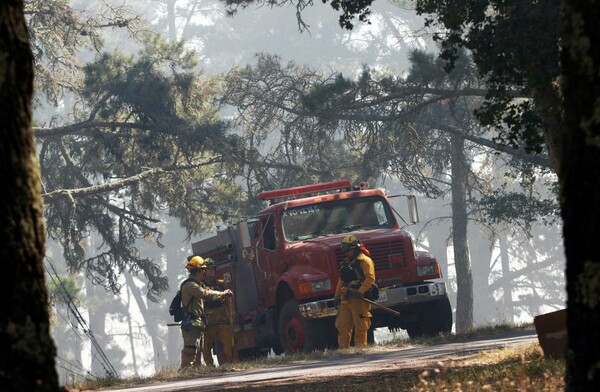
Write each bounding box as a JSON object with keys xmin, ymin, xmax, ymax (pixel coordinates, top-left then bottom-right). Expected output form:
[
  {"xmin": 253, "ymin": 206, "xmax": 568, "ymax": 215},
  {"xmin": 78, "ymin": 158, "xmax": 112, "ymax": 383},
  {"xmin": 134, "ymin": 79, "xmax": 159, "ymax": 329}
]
[{"xmin": 363, "ymin": 298, "xmax": 401, "ymax": 317}]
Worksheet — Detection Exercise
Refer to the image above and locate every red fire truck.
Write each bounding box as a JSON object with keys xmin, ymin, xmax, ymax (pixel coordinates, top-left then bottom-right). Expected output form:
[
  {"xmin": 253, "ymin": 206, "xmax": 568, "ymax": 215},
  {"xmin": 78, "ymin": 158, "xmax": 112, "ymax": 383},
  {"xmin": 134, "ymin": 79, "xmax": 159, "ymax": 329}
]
[{"xmin": 191, "ymin": 180, "xmax": 452, "ymax": 359}]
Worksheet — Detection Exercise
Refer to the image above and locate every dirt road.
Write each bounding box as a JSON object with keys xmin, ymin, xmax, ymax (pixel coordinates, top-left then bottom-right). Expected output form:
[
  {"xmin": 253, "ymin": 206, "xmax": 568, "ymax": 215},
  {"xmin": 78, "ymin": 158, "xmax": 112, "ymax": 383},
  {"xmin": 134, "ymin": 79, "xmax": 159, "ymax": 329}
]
[{"xmin": 99, "ymin": 328, "xmax": 538, "ymax": 392}]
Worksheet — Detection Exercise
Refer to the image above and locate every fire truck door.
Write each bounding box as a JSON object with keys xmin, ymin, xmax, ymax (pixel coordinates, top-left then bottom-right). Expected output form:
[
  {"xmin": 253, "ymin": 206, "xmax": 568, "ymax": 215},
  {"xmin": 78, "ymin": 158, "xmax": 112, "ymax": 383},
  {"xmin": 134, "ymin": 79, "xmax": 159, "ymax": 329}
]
[{"xmin": 255, "ymin": 215, "xmax": 280, "ymax": 304}]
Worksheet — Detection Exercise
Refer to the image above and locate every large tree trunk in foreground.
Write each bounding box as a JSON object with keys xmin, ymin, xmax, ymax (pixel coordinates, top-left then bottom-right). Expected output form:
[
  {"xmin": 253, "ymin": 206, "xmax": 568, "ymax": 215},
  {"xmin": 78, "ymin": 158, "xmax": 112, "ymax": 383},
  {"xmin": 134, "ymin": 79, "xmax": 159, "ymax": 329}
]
[
  {"xmin": 561, "ymin": 1, "xmax": 600, "ymax": 390},
  {"xmin": 0, "ymin": 1, "xmax": 62, "ymax": 391}
]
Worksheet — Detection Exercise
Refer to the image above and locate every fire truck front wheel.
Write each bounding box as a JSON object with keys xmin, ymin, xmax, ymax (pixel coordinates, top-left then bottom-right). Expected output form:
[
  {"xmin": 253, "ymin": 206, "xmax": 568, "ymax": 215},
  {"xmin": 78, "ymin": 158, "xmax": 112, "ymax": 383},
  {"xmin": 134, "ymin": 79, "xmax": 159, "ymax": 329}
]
[{"xmin": 278, "ymin": 300, "xmax": 318, "ymax": 354}]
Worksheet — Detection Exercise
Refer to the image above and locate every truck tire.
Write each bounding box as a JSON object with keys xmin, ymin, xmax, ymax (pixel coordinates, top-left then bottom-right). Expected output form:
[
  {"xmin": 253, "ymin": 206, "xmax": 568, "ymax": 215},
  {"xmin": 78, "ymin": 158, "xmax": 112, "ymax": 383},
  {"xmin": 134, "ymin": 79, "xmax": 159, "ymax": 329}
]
[
  {"xmin": 278, "ymin": 300, "xmax": 319, "ymax": 353},
  {"xmin": 406, "ymin": 296, "xmax": 453, "ymax": 338}
]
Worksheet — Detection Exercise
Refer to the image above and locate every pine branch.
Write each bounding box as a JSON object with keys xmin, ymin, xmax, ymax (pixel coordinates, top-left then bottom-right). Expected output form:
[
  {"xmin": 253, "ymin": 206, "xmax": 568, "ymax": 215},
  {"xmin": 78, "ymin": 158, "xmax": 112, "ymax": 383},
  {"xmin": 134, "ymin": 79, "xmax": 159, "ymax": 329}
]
[
  {"xmin": 43, "ymin": 158, "xmax": 223, "ymax": 202},
  {"xmin": 34, "ymin": 120, "xmax": 181, "ymax": 139}
]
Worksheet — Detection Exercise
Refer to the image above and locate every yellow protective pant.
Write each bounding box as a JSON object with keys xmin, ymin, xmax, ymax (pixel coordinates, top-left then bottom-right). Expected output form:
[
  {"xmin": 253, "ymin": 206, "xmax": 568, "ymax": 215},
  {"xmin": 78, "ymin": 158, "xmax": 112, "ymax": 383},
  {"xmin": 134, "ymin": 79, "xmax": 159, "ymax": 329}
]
[
  {"xmin": 180, "ymin": 326, "xmax": 203, "ymax": 369},
  {"xmin": 335, "ymin": 298, "xmax": 372, "ymax": 349},
  {"xmin": 202, "ymin": 324, "xmax": 235, "ymax": 365}
]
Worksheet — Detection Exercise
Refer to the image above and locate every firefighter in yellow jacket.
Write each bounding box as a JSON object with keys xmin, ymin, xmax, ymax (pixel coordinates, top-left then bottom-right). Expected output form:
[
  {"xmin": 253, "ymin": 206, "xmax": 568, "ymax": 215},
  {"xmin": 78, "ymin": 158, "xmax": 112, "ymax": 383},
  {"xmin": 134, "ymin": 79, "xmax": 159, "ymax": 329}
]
[
  {"xmin": 201, "ymin": 257, "xmax": 237, "ymax": 365},
  {"xmin": 180, "ymin": 256, "xmax": 232, "ymax": 369},
  {"xmin": 334, "ymin": 235, "xmax": 375, "ymax": 349}
]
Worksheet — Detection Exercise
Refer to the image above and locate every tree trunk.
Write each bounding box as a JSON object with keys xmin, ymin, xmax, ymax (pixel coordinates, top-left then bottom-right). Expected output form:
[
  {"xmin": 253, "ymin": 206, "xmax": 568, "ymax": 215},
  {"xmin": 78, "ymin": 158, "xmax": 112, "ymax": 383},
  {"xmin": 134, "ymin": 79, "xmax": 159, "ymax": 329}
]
[
  {"xmin": 0, "ymin": 2, "xmax": 62, "ymax": 390},
  {"xmin": 561, "ymin": 1, "xmax": 600, "ymax": 389},
  {"xmin": 532, "ymin": 87, "xmax": 564, "ymax": 174},
  {"xmin": 468, "ymin": 230, "xmax": 495, "ymax": 324},
  {"xmin": 123, "ymin": 272, "xmax": 166, "ymax": 369},
  {"xmin": 450, "ymin": 134, "xmax": 473, "ymax": 332},
  {"xmin": 125, "ymin": 286, "xmax": 139, "ymax": 376},
  {"xmin": 499, "ymin": 235, "xmax": 514, "ymax": 324},
  {"xmin": 163, "ymin": 221, "xmax": 188, "ymax": 365},
  {"xmin": 166, "ymin": 0, "xmax": 177, "ymax": 42},
  {"xmin": 86, "ymin": 281, "xmax": 110, "ymax": 376}
]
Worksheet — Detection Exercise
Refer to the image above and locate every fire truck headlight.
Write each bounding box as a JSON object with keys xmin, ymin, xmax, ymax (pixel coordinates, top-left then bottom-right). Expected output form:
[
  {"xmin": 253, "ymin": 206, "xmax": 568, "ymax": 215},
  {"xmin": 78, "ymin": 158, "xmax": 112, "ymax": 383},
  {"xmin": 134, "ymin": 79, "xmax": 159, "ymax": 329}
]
[
  {"xmin": 417, "ymin": 264, "xmax": 436, "ymax": 277},
  {"xmin": 310, "ymin": 279, "xmax": 332, "ymax": 292}
]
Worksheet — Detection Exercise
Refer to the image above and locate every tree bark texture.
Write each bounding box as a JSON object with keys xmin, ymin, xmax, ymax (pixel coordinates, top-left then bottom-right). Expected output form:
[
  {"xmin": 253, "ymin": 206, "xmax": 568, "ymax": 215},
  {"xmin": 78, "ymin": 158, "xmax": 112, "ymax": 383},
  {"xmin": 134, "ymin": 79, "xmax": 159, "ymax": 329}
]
[
  {"xmin": 561, "ymin": 1, "xmax": 600, "ymax": 389},
  {"xmin": 450, "ymin": 134, "xmax": 474, "ymax": 333},
  {"xmin": 532, "ymin": 87, "xmax": 564, "ymax": 175},
  {"xmin": 0, "ymin": 1, "xmax": 61, "ymax": 391}
]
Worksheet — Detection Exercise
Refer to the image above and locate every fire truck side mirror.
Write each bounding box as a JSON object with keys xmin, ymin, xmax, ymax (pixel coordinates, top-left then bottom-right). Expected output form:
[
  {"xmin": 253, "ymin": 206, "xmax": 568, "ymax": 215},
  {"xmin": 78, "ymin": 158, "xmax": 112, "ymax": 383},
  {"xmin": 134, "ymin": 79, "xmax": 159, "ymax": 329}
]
[
  {"xmin": 407, "ymin": 195, "xmax": 419, "ymax": 224},
  {"xmin": 242, "ymin": 247, "xmax": 257, "ymax": 263}
]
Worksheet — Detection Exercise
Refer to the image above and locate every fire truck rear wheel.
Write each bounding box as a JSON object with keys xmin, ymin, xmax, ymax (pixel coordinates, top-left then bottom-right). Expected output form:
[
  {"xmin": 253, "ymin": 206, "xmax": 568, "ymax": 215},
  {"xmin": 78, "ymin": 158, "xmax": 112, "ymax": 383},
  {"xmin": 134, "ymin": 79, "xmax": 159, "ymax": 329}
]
[{"xmin": 278, "ymin": 300, "xmax": 318, "ymax": 353}]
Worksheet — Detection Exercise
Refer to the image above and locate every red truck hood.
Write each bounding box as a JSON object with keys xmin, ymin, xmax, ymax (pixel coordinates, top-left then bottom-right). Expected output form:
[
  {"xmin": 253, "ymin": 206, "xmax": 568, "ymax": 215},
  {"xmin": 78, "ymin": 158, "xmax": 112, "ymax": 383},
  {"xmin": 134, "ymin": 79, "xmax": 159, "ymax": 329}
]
[
  {"xmin": 283, "ymin": 228, "xmax": 418, "ymax": 287},
  {"xmin": 282, "ymin": 228, "xmax": 413, "ymax": 275}
]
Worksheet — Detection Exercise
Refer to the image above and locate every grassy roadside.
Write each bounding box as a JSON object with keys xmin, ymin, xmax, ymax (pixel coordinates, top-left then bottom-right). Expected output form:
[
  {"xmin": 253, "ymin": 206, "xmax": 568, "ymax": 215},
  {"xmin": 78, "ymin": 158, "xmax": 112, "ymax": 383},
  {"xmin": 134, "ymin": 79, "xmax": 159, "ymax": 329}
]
[
  {"xmin": 65, "ymin": 324, "xmax": 564, "ymax": 391},
  {"xmin": 217, "ymin": 343, "xmax": 565, "ymax": 392}
]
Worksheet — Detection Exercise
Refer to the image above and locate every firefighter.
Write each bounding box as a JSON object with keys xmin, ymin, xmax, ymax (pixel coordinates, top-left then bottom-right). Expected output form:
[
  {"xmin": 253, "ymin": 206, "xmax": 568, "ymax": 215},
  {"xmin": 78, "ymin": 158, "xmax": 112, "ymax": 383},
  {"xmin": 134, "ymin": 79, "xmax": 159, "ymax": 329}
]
[
  {"xmin": 200, "ymin": 257, "xmax": 237, "ymax": 365},
  {"xmin": 180, "ymin": 256, "xmax": 232, "ymax": 369},
  {"xmin": 334, "ymin": 234, "xmax": 375, "ymax": 349}
]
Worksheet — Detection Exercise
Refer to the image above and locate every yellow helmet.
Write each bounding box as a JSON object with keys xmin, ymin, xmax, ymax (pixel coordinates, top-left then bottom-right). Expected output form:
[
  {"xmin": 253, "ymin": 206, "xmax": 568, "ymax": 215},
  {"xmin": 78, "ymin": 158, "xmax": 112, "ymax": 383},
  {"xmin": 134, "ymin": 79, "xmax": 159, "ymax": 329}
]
[
  {"xmin": 340, "ymin": 234, "xmax": 360, "ymax": 251},
  {"xmin": 185, "ymin": 256, "xmax": 205, "ymax": 270}
]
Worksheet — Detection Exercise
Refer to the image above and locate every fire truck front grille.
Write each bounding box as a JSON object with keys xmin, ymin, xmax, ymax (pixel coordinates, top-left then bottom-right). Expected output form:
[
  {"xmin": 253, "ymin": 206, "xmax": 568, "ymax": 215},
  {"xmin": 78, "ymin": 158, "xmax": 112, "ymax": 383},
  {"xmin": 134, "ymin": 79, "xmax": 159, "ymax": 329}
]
[{"xmin": 336, "ymin": 241, "xmax": 407, "ymax": 271}]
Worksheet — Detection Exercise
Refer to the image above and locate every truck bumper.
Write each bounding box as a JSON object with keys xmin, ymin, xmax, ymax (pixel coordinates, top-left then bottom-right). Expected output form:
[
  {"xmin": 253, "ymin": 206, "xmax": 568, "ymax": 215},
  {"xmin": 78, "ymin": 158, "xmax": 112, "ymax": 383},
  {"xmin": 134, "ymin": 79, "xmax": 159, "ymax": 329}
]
[{"xmin": 299, "ymin": 281, "xmax": 448, "ymax": 319}]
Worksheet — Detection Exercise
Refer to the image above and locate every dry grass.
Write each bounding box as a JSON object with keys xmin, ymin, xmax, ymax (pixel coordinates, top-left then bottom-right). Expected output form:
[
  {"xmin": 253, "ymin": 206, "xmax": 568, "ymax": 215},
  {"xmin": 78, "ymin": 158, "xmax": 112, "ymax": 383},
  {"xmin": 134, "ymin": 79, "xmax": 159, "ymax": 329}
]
[
  {"xmin": 65, "ymin": 324, "xmax": 564, "ymax": 392},
  {"xmin": 409, "ymin": 344, "xmax": 564, "ymax": 392},
  {"xmin": 218, "ymin": 344, "xmax": 564, "ymax": 392}
]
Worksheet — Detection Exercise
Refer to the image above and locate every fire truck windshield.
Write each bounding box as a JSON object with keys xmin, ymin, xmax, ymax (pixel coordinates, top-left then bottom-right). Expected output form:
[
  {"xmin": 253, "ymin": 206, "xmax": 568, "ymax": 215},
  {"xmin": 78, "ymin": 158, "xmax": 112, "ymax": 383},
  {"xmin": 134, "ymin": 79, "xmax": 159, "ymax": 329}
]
[{"xmin": 281, "ymin": 196, "xmax": 396, "ymax": 242}]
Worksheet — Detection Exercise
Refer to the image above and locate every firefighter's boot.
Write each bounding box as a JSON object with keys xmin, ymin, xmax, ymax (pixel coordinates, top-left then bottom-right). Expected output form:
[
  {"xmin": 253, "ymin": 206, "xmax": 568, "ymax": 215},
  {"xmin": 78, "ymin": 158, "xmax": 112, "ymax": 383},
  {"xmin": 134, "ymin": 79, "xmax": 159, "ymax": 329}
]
[{"xmin": 180, "ymin": 346, "xmax": 197, "ymax": 370}]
